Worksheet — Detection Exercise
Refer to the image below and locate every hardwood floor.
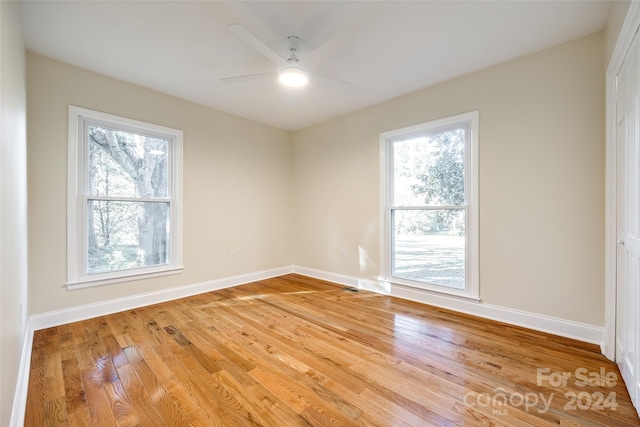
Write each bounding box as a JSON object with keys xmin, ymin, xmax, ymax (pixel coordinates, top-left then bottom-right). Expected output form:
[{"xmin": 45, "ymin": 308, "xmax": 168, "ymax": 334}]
[{"xmin": 25, "ymin": 274, "xmax": 640, "ymax": 426}]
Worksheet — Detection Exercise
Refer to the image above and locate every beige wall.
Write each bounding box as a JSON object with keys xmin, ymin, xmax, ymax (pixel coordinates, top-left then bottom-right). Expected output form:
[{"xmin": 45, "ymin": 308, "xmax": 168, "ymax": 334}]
[
  {"xmin": 292, "ymin": 32, "xmax": 605, "ymax": 326},
  {"xmin": 27, "ymin": 53, "xmax": 292, "ymax": 314},
  {"xmin": 1, "ymin": 1, "xmax": 28, "ymax": 424},
  {"xmin": 27, "ymin": 32, "xmax": 607, "ymax": 325}
]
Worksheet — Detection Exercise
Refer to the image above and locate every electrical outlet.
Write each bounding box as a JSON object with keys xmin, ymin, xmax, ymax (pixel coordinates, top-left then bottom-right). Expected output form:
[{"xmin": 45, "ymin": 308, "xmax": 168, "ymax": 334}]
[
  {"xmin": 230, "ymin": 250, "xmax": 237, "ymax": 260},
  {"xmin": 340, "ymin": 249, "xmax": 346, "ymax": 259}
]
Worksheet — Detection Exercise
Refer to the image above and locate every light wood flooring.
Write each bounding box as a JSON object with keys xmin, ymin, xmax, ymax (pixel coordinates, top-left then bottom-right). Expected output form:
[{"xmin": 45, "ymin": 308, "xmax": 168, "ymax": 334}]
[{"xmin": 25, "ymin": 274, "xmax": 640, "ymax": 426}]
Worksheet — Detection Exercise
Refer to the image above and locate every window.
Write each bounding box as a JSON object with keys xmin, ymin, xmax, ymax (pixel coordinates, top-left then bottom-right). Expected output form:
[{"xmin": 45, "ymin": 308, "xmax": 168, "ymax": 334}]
[
  {"xmin": 67, "ymin": 106, "xmax": 183, "ymax": 289},
  {"xmin": 381, "ymin": 112, "xmax": 478, "ymax": 298}
]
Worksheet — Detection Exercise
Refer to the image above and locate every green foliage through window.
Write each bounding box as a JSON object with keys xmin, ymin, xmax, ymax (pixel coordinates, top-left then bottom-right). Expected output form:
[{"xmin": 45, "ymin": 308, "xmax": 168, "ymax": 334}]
[
  {"xmin": 87, "ymin": 125, "xmax": 170, "ymax": 274},
  {"xmin": 390, "ymin": 125, "xmax": 468, "ymax": 288}
]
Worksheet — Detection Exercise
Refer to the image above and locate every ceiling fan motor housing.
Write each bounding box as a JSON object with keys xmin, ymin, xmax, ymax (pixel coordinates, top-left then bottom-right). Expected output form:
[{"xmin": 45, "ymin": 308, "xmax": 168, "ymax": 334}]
[{"xmin": 286, "ymin": 36, "xmax": 303, "ymax": 56}]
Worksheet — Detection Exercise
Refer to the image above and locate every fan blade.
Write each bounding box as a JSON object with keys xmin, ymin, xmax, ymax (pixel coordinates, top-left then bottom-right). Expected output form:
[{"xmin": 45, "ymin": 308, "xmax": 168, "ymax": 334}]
[
  {"xmin": 220, "ymin": 72, "xmax": 275, "ymax": 84},
  {"xmin": 310, "ymin": 71, "xmax": 362, "ymax": 93},
  {"xmin": 227, "ymin": 23, "xmax": 285, "ymax": 65},
  {"xmin": 303, "ymin": 28, "xmax": 355, "ymax": 68}
]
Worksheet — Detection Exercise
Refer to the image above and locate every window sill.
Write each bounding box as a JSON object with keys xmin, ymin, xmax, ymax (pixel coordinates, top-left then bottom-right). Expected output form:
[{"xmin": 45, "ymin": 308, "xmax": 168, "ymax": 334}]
[
  {"xmin": 385, "ymin": 275, "xmax": 480, "ymax": 302},
  {"xmin": 66, "ymin": 266, "xmax": 184, "ymax": 290}
]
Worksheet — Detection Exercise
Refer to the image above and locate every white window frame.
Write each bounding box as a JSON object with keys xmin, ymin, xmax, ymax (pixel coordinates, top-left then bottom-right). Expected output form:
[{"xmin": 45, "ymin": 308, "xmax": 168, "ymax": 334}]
[
  {"xmin": 380, "ymin": 111, "xmax": 479, "ymax": 299},
  {"xmin": 67, "ymin": 106, "xmax": 183, "ymax": 289}
]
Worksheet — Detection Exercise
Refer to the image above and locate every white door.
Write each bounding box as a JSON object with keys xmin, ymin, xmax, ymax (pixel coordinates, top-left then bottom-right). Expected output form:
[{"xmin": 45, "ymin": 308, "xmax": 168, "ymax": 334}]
[{"xmin": 616, "ymin": 29, "xmax": 640, "ymax": 411}]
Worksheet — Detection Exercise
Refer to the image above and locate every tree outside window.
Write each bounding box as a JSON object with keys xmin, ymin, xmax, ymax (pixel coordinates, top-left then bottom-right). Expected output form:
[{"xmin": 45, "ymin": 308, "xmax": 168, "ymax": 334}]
[
  {"xmin": 67, "ymin": 106, "xmax": 182, "ymax": 288},
  {"xmin": 87, "ymin": 126, "xmax": 170, "ymax": 273},
  {"xmin": 382, "ymin": 111, "xmax": 478, "ymax": 298}
]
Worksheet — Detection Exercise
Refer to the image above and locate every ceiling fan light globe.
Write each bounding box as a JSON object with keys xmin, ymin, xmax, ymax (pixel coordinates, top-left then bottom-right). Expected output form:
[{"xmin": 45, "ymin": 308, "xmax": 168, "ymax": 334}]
[{"xmin": 278, "ymin": 66, "xmax": 309, "ymax": 87}]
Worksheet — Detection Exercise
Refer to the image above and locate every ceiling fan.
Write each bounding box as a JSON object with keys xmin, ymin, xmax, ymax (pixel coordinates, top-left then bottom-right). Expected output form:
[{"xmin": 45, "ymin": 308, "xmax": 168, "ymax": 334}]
[{"xmin": 221, "ymin": 23, "xmax": 361, "ymax": 91}]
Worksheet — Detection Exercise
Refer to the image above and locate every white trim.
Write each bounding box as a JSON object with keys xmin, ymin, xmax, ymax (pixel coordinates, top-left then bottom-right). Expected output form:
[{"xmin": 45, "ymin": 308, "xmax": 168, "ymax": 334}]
[
  {"xmin": 293, "ymin": 266, "xmax": 603, "ymax": 345},
  {"xmin": 604, "ymin": 1, "xmax": 640, "ymax": 362},
  {"xmin": 31, "ymin": 266, "xmax": 292, "ymax": 331},
  {"xmin": 9, "ymin": 324, "xmax": 34, "ymax": 427},
  {"xmin": 66, "ymin": 266, "xmax": 184, "ymax": 290},
  {"xmin": 379, "ymin": 111, "xmax": 479, "ymax": 299},
  {"xmin": 11, "ymin": 265, "xmax": 606, "ymax": 424},
  {"xmin": 603, "ymin": 67, "xmax": 617, "ymax": 359},
  {"xmin": 468, "ymin": 111, "xmax": 480, "ymax": 299},
  {"xmin": 67, "ymin": 105, "xmax": 184, "ymax": 288},
  {"xmin": 10, "ymin": 266, "xmax": 291, "ymax": 426}
]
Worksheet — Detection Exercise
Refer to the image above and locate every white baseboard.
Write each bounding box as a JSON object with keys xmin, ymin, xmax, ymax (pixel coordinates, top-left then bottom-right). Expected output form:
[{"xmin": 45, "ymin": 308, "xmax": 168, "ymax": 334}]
[
  {"xmin": 9, "ymin": 265, "xmax": 292, "ymax": 426},
  {"xmin": 292, "ymin": 266, "xmax": 604, "ymax": 346},
  {"xmin": 11, "ymin": 264, "xmax": 605, "ymax": 425},
  {"xmin": 10, "ymin": 325, "xmax": 34, "ymax": 427},
  {"xmin": 29, "ymin": 265, "xmax": 293, "ymax": 331},
  {"xmin": 25, "ymin": 264, "xmax": 604, "ymax": 344}
]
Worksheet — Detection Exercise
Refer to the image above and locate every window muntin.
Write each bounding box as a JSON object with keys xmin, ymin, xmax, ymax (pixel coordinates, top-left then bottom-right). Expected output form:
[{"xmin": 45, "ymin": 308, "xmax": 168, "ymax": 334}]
[
  {"xmin": 68, "ymin": 106, "xmax": 183, "ymax": 288},
  {"xmin": 382, "ymin": 112, "xmax": 478, "ymax": 298}
]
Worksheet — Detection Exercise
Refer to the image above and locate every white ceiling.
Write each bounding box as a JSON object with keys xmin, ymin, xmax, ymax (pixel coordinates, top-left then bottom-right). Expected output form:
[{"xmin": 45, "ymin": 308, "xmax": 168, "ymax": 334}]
[{"xmin": 20, "ymin": 1, "xmax": 613, "ymax": 131}]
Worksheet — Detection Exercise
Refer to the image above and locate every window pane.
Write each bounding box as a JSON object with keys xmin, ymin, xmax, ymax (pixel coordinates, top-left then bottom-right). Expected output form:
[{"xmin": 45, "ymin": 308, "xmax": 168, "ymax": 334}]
[
  {"xmin": 87, "ymin": 200, "xmax": 169, "ymax": 274},
  {"xmin": 392, "ymin": 209, "xmax": 465, "ymax": 289},
  {"xmin": 392, "ymin": 127, "xmax": 465, "ymax": 206},
  {"xmin": 89, "ymin": 125, "xmax": 169, "ymax": 198}
]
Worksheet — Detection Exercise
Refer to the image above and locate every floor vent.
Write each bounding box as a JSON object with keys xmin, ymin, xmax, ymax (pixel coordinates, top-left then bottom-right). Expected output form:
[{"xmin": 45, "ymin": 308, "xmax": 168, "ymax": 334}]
[{"xmin": 342, "ymin": 287, "xmax": 360, "ymax": 292}]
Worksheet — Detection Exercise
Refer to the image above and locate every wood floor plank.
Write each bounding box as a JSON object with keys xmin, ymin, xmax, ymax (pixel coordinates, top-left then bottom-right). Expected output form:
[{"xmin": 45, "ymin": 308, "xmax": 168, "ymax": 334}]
[
  {"xmin": 67, "ymin": 406, "xmax": 91, "ymax": 427},
  {"xmin": 60, "ymin": 356, "xmax": 85, "ymax": 416},
  {"xmin": 121, "ymin": 345, "xmax": 194, "ymax": 426},
  {"xmin": 24, "ymin": 367, "xmax": 45, "ymax": 426},
  {"xmin": 43, "ymin": 396, "xmax": 69, "ymax": 426},
  {"xmin": 24, "ymin": 274, "xmax": 640, "ymax": 426},
  {"xmin": 43, "ymin": 352, "xmax": 66, "ymax": 408},
  {"xmin": 79, "ymin": 367, "xmax": 119, "ymax": 425},
  {"xmin": 243, "ymin": 383, "xmax": 314, "ymax": 427},
  {"xmin": 115, "ymin": 363, "xmax": 165, "ymax": 426}
]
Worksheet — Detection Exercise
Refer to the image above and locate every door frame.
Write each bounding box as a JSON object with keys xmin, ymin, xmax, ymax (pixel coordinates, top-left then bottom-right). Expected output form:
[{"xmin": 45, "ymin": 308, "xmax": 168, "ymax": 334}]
[{"xmin": 605, "ymin": 1, "xmax": 640, "ymax": 361}]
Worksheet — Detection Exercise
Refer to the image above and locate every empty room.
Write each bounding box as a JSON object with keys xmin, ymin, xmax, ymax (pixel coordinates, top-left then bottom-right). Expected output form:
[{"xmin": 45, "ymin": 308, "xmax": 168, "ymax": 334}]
[{"xmin": 2, "ymin": 0, "xmax": 640, "ymax": 425}]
